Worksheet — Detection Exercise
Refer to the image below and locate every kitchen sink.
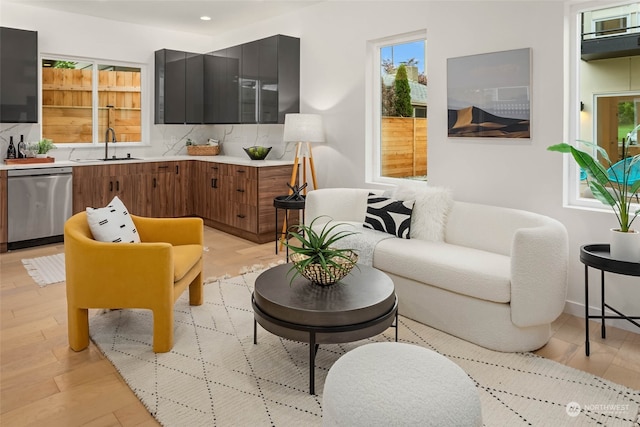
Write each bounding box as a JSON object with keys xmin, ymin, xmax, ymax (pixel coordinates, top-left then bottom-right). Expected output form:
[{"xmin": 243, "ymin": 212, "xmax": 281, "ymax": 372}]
[{"xmin": 99, "ymin": 157, "xmax": 140, "ymax": 161}]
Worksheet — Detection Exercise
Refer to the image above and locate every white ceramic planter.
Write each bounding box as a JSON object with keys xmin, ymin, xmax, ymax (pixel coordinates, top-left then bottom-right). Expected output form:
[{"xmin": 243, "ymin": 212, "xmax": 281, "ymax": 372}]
[{"xmin": 610, "ymin": 228, "xmax": 640, "ymax": 262}]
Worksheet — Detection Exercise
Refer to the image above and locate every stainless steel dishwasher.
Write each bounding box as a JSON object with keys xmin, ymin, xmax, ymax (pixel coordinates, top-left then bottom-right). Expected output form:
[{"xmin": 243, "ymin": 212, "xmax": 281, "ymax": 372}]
[{"xmin": 7, "ymin": 167, "xmax": 73, "ymax": 249}]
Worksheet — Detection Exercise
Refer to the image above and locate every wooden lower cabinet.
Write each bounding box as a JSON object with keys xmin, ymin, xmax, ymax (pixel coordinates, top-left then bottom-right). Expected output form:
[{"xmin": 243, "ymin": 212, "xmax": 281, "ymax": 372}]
[
  {"xmin": 72, "ymin": 163, "xmax": 146, "ymax": 215},
  {"xmin": 72, "ymin": 160, "xmax": 291, "ymax": 244},
  {"xmin": 197, "ymin": 162, "xmax": 291, "ymax": 243},
  {"xmin": 194, "ymin": 161, "xmax": 225, "ymax": 222},
  {"xmin": 0, "ymin": 170, "xmax": 7, "ymax": 252},
  {"xmin": 174, "ymin": 161, "xmax": 191, "ymax": 217},
  {"xmin": 142, "ymin": 161, "xmax": 189, "ymax": 217},
  {"xmin": 73, "ymin": 161, "xmax": 189, "ymax": 218}
]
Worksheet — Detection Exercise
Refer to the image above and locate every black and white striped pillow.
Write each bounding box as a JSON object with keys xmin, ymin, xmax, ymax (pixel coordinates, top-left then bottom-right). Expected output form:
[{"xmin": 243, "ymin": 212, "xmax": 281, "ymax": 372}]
[{"xmin": 363, "ymin": 193, "xmax": 414, "ymax": 239}]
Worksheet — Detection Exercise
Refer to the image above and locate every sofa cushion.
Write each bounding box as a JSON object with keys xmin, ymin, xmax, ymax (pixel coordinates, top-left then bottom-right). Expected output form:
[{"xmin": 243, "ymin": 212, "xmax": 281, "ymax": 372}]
[
  {"xmin": 86, "ymin": 195, "xmax": 140, "ymax": 244},
  {"xmin": 172, "ymin": 244, "xmax": 202, "ymax": 282},
  {"xmin": 374, "ymin": 238, "xmax": 511, "ymax": 303},
  {"xmin": 364, "ymin": 194, "xmax": 414, "ymax": 239}
]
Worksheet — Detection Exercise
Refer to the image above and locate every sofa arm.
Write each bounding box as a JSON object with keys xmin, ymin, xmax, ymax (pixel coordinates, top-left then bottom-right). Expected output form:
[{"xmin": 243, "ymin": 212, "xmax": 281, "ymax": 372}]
[
  {"xmin": 305, "ymin": 188, "xmax": 378, "ymax": 224},
  {"xmin": 133, "ymin": 216, "xmax": 203, "ymax": 246},
  {"xmin": 510, "ymin": 219, "xmax": 568, "ymax": 327}
]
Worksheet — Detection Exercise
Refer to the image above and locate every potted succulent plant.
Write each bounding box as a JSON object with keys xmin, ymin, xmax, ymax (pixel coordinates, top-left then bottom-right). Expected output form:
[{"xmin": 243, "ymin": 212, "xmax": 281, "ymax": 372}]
[
  {"xmin": 35, "ymin": 138, "xmax": 56, "ymax": 157},
  {"xmin": 283, "ymin": 216, "xmax": 359, "ymax": 286},
  {"xmin": 548, "ymin": 137, "xmax": 640, "ymax": 261}
]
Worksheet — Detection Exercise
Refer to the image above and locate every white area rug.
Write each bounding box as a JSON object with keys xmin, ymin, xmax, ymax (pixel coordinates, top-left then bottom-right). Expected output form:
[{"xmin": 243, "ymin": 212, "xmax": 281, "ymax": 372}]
[
  {"xmin": 21, "ymin": 253, "xmax": 65, "ymax": 286},
  {"xmin": 89, "ymin": 271, "xmax": 640, "ymax": 426}
]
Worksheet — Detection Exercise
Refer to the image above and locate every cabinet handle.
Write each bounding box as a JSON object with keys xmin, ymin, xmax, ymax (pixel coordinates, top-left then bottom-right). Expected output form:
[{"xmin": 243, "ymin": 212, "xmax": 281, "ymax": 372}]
[
  {"xmin": 211, "ymin": 166, "xmax": 218, "ymax": 170},
  {"xmin": 236, "ymin": 188, "xmax": 245, "ymax": 193},
  {"xmin": 211, "ymin": 178, "xmax": 217, "ymax": 188},
  {"xmin": 116, "ymin": 181, "xmax": 120, "ymax": 191},
  {"xmin": 237, "ymin": 214, "xmax": 245, "ymax": 219},
  {"xmin": 237, "ymin": 170, "xmax": 246, "ymax": 174},
  {"xmin": 109, "ymin": 181, "xmax": 113, "ymax": 192},
  {"xmin": 153, "ymin": 177, "xmax": 157, "ymax": 188},
  {"xmin": 175, "ymin": 165, "xmax": 179, "ymax": 174},
  {"xmin": 158, "ymin": 165, "xmax": 169, "ymax": 169}
]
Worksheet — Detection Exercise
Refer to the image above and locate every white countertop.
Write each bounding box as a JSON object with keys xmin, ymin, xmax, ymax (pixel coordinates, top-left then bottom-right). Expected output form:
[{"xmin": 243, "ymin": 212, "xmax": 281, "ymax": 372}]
[{"xmin": 0, "ymin": 155, "xmax": 293, "ymax": 171}]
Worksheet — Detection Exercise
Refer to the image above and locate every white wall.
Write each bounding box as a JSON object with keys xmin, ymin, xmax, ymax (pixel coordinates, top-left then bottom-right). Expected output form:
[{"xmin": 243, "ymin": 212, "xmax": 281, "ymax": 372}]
[{"xmin": 2, "ymin": 1, "xmax": 638, "ymax": 330}]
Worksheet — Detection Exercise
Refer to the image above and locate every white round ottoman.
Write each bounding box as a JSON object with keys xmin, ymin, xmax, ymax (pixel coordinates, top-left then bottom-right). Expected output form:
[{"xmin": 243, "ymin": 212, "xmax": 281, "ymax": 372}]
[{"xmin": 322, "ymin": 342, "xmax": 482, "ymax": 426}]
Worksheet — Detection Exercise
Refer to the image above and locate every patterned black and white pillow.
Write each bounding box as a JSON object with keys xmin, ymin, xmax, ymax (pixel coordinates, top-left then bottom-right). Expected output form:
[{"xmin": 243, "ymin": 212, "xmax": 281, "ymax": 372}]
[
  {"xmin": 86, "ymin": 196, "xmax": 140, "ymax": 243},
  {"xmin": 363, "ymin": 193, "xmax": 414, "ymax": 239}
]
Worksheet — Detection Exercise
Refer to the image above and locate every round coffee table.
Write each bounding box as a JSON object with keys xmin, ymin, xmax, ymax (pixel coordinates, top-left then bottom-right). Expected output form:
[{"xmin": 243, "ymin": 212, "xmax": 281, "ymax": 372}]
[{"xmin": 252, "ymin": 263, "xmax": 398, "ymax": 394}]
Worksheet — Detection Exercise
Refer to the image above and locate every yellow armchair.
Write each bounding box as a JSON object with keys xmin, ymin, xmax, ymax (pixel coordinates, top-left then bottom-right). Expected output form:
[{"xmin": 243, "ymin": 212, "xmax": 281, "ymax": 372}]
[{"xmin": 64, "ymin": 212, "xmax": 204, "ymax": 353}]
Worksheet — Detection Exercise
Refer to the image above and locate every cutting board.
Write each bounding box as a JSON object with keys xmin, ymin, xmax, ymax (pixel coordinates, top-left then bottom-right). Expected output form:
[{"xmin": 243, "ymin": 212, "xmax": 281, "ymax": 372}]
[{"xmin": 4, "ymin": 157, "xmax": 55, "ymax": 165}]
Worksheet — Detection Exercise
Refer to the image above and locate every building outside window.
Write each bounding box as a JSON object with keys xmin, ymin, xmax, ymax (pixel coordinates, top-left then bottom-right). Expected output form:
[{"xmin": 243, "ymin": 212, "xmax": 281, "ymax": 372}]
[
  {"xmin": 41, "ymin": 57, "xmax": 143, "ymax": 145},
  {"xmin": 568, "ymin": 2, "xmax": 640, "ymax": 208}
]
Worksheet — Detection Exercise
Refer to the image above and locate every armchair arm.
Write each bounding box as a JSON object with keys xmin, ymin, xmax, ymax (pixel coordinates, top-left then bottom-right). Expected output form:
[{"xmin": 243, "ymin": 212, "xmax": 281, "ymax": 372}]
[
  {"xmin": 133, "ymin": 216, "xmax": 203, "ymax": 246},
  {"xmin": 510, "ymin": 219, "xmax": 568, "ymax": 327}
]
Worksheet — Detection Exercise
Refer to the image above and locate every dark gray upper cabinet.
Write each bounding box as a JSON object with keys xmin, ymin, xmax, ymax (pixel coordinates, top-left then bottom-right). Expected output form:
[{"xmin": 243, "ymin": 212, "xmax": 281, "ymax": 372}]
[
  {"xmin": 185, "ymin": 53, "xmax": 204, "ymax": 124},
  {"xmin": 204, "ymin": 46, "xmax": 241, "ymax": 124},
  {"xmin": 239, "ymin": 35, "xmax": 299, "ymax": 124},
  {"xmin": 205, "ymin": 34, "xmax": 299, "ymax": 124},
  {"xmin": 155, "ymin": 49, "xmax": 203, "ymax": 124},
  {"xmin": 272, "ymin": 35, "xmax": 300, "ymax": 124},
  {"xmin": 157, "ymin": 35, "xmax": 299, "ymax": 125},
  {"xmin": 0, "ymin": 27, "xmax": 38, "ymax": 123}
]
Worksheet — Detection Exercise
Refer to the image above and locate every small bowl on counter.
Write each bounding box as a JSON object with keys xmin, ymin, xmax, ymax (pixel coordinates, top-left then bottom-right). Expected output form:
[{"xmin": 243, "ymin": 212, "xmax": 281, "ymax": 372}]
[{"xmin": 243, "ymin": 146, "xmax": 272, "ymax": 160}]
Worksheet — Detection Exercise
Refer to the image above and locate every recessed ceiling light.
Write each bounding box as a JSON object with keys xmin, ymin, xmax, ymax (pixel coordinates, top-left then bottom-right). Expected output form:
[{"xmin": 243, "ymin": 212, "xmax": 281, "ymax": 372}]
[{"xmin": 200, "ymin": 16, "xmax": 211, "ymax": 21}]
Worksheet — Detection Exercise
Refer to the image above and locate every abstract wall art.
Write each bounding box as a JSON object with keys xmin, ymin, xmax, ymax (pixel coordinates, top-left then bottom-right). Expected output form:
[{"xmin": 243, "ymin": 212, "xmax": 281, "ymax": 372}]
[{"xmin": 447, "ymin": 48, "xmax": 531, "ymax": 138}]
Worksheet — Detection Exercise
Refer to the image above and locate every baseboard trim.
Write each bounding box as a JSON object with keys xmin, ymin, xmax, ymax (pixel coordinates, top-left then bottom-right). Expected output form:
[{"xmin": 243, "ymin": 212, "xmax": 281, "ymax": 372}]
[{"xmin": 563, "ymin": 299, "xmax": 639, "ymax": 334}]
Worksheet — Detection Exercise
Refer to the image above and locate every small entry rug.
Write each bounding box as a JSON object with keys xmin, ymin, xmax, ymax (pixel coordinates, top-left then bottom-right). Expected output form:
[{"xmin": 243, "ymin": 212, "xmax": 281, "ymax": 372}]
[
  {"xmin": 22, "ymin": 253, "xmax": 65, "ymax": 286},
  {"xmin": 89, "ymin": 272, "xmax": 640, "ymax": 426}
]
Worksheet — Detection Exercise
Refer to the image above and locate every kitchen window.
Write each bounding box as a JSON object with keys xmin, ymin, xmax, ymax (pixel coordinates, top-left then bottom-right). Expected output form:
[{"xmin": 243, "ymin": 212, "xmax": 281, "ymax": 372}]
[{"xmin": 41, "ymin": 57, "xmax": 143, "ymax": 145}]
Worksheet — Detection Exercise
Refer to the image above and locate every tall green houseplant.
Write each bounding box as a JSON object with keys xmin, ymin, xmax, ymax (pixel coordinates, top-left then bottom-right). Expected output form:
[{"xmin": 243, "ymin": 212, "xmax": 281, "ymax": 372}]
[{"xmin": 548, "ymin": 139, "xmax": 640, "ymax": 232}]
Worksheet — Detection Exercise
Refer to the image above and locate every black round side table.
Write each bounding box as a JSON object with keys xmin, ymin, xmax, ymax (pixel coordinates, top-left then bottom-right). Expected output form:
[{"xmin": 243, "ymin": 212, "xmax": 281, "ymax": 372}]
[
  {"xmin": 273, "ymin": 195, "xmax": 305, "ymax": 256},
  {"xmin": 579, "ymin": 244, "xmax": 640, "ymax": 356}
]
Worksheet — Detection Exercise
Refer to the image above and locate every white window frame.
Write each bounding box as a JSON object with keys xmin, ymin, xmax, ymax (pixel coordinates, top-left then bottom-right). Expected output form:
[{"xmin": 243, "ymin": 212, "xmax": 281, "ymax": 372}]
[
  {"xmin": 366, "ymin": 29, "xmax": 427, "ymax": 186},
  {"xmin": 566, "ymin": 1, "xmax": 640, "ymax": 213},
  {"xmin": 39, "ymin": 54, "xmax": 149, "ymax": 147}
]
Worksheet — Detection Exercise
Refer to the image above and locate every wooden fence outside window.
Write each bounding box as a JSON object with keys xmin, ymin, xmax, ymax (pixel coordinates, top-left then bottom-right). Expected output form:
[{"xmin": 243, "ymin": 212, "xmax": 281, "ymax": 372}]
[
  {"xmin": 381, "ymin": 117, "xmax": 427, "ymax": 178},
  {"xmin": 42, "ymin": 68, "xmax": 141, "ymax": 144}
]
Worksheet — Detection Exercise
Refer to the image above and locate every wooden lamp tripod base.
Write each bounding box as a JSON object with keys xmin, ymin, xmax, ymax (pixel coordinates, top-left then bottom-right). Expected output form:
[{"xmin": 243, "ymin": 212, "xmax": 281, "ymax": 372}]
[
  {"xmin": 279, "ymin": 141, "xmax": 318, "ymax": 251},
  {"xmin": 289, "ymin": 141, "xmax": 318, "ymax": 192}
]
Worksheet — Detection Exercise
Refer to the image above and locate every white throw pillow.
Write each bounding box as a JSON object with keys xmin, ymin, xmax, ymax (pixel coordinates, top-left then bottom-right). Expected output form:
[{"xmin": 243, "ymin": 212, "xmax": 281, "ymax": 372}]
[
  {"xmin": 392, "ymin": 185, "xmax": 453, "ymax": 242},
  {"xmin": 86, "ymin": 196, "xmax": 140, "ymax": 243}
]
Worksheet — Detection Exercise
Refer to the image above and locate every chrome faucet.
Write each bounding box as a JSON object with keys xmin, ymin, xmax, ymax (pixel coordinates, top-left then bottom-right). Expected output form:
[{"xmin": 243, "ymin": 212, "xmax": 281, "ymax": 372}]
[{"xmin": 105, "ymin": 127, "xmax": 117, "ymax": 159}]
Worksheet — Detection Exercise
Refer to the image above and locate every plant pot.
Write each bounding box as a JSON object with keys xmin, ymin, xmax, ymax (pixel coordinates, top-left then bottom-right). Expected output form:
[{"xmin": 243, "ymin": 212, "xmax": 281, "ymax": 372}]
[
  {"xmin": 610, "ymin": 228, "xmax": 640, "ymax": 262},
  {"xmin": 290, "ymin": 251, "xmax": 358, "ymax": 286}
]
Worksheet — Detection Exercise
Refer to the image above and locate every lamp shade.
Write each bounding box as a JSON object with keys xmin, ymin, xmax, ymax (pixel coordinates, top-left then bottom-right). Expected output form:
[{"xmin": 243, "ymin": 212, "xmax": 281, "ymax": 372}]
[{"xmin": 283, "ymin": 114, "xmax": 325, "ymax": 143}]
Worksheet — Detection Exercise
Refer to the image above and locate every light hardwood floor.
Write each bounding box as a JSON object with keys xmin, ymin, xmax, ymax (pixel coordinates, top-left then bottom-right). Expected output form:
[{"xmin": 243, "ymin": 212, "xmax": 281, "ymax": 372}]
[{"xmin": 1, "ymin": 226, "xmax": 639, "ymax": 426}]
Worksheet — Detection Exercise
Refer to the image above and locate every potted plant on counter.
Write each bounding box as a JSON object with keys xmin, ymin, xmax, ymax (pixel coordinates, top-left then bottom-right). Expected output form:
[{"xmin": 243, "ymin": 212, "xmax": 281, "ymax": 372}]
[
  {"xmin": 283, "ymin": 216, "xmax": 359, "ymax": 286},
  {"xmin": 548, "ymin": 137, "xmax": 640, "ymax": 262},
  {"xmin": 34, "ymin": 138, "xmax": 56, "ymax": 158}
]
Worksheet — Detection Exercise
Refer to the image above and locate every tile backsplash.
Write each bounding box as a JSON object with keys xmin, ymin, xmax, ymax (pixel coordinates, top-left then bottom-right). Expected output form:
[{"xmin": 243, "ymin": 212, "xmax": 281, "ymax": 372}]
[{"xmin": 0, "ymin": 123, "xmax": 295, "ymax": 162}]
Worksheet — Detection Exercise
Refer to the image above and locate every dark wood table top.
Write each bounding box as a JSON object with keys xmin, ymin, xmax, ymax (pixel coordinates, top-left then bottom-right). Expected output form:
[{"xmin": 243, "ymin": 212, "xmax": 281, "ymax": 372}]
[{"xmin": 253, "ymin": 263, "xmax": 396, "ymax": 327}]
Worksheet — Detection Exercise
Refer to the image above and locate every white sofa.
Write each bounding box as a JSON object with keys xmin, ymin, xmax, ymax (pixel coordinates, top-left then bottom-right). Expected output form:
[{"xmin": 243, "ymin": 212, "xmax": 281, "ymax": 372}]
[{"xmin": 305, "ymin": 187, "xmax": 569, "ymax": 352}]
